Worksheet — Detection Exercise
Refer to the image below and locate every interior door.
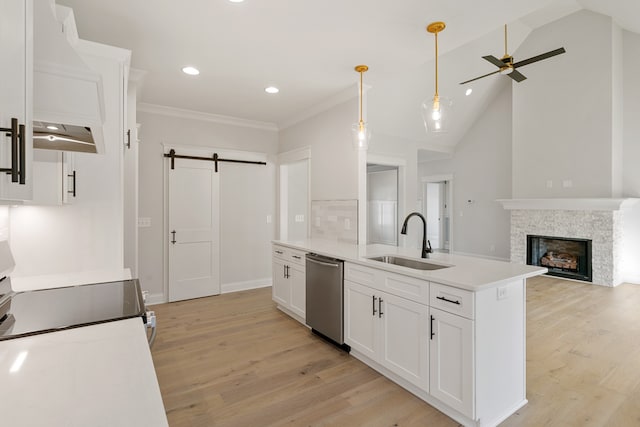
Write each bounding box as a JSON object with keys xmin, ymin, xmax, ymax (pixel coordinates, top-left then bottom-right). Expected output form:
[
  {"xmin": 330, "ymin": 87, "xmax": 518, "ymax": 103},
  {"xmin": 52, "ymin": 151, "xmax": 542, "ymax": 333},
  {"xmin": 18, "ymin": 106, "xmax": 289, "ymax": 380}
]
[{"xmin": 168, "ymin": 157, "xmax": 220, "ymax": 301}]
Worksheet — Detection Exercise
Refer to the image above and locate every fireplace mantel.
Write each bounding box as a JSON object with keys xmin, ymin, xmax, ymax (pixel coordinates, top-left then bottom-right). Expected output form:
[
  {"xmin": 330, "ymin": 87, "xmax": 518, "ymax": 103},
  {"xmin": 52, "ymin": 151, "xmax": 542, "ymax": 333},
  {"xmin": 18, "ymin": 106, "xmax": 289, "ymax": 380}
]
[{"xmin": 497, "ymin": 198, "xmax": 639, "ymax": 211}]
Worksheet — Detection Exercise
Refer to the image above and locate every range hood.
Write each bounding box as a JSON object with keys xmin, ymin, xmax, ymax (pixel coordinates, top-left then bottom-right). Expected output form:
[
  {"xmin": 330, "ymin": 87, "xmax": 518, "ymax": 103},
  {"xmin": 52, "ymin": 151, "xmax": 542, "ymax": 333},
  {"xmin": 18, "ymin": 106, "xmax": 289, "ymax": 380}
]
[
  {"xmin": 33, "ymin": 121, "xmax": 96, "ymax": 153},
  {"xmin": 33, "ymin": 0, "xmax": 105, "ymax": 154}
]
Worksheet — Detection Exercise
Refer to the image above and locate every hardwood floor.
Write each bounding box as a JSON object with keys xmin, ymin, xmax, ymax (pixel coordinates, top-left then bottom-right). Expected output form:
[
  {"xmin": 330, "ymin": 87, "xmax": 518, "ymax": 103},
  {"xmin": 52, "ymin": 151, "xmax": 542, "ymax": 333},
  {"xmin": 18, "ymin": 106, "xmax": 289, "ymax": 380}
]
[{"xmin": 151, "ymin": 276, "xmax": 640, "ymax": 426}]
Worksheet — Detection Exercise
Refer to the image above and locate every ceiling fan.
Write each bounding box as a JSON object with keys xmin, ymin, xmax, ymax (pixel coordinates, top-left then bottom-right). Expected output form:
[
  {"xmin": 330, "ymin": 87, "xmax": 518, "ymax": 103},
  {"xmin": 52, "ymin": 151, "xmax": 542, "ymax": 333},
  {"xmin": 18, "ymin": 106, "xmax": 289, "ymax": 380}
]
[{"xmin": 460, "ymin": 24, "xmax": 566, "ymax": 85}]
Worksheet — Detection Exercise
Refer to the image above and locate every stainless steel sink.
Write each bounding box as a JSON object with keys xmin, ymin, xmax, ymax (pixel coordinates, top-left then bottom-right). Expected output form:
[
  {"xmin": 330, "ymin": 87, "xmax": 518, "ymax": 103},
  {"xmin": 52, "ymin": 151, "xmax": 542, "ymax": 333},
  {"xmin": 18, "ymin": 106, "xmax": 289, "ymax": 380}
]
[{"xmin": 367, "ymin": 255, "xmax": 451, "ymax": 271}]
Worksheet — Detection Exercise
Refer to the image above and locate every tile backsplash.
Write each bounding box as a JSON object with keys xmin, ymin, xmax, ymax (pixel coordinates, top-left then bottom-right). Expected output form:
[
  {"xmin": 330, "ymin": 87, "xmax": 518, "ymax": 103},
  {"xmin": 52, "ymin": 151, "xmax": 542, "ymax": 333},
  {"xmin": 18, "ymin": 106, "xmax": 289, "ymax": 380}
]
[{"xmin": 311, "ymin": 200, "xmax": 358, "ymax": 244}]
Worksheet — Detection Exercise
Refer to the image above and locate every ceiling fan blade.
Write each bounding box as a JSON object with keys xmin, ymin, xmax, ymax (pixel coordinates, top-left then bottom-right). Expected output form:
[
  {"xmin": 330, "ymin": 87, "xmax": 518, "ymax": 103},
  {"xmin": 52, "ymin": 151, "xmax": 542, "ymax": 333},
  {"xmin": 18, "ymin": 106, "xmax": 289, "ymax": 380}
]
[
  {"xmin": 459, "ymin": 69, "xmax": 501, "ymax": 85},
  {"xmin": 513, "ymin": 47, "xmax": 566, "ymax": 68},
  {"xmin": 482, "ymin": 55, "xmax": 506, "ymax": 68},
  {"xmin": 507, "ymin": 69, "xmax": 527, "ymax": 82}
]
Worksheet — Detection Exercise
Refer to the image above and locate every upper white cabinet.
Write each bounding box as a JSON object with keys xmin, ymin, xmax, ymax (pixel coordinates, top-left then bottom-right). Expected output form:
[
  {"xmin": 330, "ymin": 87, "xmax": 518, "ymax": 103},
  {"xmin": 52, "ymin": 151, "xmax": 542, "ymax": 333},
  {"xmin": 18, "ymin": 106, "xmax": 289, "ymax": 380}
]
[
  {"xmin": 31, "ymin": 150, "xmax": 75, "ymax": 205},
  {"xmin": 0, "ymin": 0, "xmax": 33, "ymax": 202}
]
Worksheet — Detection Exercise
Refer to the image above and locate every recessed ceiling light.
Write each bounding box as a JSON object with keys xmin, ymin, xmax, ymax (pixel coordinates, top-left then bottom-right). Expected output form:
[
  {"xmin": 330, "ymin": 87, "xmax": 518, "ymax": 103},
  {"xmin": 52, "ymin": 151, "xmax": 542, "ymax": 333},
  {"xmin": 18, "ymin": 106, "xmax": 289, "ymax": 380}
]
[
  {"xmin": 228, "ymin": 0, "xmax": 245, "ymax": 3},
  {"xmin": 465, "ymin": 88, "xmax": 473, "ymax": 96},
  {"xmin": 265, "ymin": 86, "xmax": 279, "ymax": 94},
  {"xmin": 46, "ymin": 125, "xmax": 59, "ymax": 130},
  {"xmin": 182, "ymin": 66, "xmax": 200, "ymax": 76}
]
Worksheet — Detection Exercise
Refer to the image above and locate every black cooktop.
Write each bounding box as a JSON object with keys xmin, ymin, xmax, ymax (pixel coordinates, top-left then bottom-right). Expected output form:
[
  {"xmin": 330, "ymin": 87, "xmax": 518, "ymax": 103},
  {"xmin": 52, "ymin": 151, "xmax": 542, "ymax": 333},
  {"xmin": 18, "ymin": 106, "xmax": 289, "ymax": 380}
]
[{"xmin": 0, "ymin": 279, "xmax": 145, "ymax": 341}]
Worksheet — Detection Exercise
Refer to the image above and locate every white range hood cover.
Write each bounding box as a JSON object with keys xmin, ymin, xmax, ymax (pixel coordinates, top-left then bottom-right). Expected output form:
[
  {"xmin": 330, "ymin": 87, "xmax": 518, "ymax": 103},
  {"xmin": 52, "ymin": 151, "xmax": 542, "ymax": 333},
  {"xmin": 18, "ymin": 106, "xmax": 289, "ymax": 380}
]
[{"xmin": 33, "ymin": 0, "xmax": 105, "ymax": 154}]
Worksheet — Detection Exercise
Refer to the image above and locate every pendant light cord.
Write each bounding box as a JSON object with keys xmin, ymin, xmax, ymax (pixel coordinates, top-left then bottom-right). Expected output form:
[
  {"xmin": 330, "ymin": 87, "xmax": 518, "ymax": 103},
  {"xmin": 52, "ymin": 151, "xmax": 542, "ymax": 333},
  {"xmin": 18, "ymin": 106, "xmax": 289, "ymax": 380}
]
[
  {"xmin": 359, "ymin": 70, "xmax": 364, "ymax": 125},
  {"xmin": 434, "ymin": 31, "xmax": 439, "ymax": 97}
]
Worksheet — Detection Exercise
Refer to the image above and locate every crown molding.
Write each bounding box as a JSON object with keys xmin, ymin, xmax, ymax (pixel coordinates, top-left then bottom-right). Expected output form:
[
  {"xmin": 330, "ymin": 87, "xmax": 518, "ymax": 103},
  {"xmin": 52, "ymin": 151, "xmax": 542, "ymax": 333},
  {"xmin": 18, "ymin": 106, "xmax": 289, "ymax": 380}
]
[{"xmin": 137, "ymin": 103, "xmax": 279, "ymax": 132}]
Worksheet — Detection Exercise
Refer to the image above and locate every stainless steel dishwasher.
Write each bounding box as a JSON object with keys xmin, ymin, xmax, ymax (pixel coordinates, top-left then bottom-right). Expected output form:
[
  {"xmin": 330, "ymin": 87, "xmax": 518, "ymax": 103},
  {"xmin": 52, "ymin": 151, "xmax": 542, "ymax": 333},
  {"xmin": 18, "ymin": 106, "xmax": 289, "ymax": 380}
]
[{"xmin": 305, "ymin": 253, "xmax": 348, "ymax": 349}]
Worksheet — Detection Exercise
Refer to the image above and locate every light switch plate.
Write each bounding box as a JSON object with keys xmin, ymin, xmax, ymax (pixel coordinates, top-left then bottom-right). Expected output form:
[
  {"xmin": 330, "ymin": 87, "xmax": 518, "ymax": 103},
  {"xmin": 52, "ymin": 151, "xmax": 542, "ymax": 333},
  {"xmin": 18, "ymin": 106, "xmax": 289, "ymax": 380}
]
[{"xmin": 138, "ymin": 217, "xmax": 151, "ymax": 228}]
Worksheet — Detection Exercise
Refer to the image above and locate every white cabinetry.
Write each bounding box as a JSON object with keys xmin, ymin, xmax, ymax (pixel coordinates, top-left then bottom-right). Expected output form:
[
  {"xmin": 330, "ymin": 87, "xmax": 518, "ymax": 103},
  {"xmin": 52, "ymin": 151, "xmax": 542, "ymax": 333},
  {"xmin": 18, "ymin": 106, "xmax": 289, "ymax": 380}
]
[
  {"xmin": 429, "ymin": 307, "xmax": 473, "ymax": 417},
  {"xmin": 344, "ymin": 265, "xmax": 429, "ymax": 390},
  {"xmin": 0, "ymin": 0, "xmax": 33, "ymax": 201},
  {"xmin": 32, "ymin": 151, "xmax": 76, "ymax": 204},
  {"xmin": 272, "ymin": 244, "xmax": 306, "ymax": 322},
  {"xmin": 344, "ymin": 261, "xmax": 526, "ymax": 427}
]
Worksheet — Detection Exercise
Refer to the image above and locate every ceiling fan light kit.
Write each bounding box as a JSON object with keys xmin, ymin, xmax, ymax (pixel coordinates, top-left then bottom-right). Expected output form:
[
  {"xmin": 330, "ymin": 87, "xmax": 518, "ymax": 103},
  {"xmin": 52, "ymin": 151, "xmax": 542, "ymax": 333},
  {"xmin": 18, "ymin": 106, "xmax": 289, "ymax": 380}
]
[
  {"xmin": 460, "ymin": 24, "xmax": 566, "ymax": 85},
  {"xmin": 422, "ymin": 21, "xmax": 452, "ymax": 133},
  {"xmin": 351, "ymin": 64, "xmax": 371, "ymax": 150}
]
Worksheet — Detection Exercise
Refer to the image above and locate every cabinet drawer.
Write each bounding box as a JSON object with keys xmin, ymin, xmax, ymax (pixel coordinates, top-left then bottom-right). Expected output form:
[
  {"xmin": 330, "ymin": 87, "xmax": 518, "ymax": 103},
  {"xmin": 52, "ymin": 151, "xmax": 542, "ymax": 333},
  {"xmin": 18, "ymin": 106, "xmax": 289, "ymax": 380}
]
[
  {"xmin": 272, "ymin": 245, "xmax": 287, "ymax": 260},
  {"xmin": 288, "ymin": 249, "xmax": 306, "ymax": 266},
  {"xmin": 345, "ymin": 263, "xmax": 378, "ymax": 288},
  {"xmin": 430, "ymin": 283, "xmax": 474, "ymax": 319}
]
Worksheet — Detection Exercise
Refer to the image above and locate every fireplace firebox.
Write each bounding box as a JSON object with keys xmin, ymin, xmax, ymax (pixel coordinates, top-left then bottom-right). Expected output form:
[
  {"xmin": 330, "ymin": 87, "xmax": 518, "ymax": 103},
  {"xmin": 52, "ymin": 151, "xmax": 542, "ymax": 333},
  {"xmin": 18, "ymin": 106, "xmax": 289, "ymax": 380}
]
[{"xmin": 526, "ymin": 235, "xmax": 592, "ymax": 282}]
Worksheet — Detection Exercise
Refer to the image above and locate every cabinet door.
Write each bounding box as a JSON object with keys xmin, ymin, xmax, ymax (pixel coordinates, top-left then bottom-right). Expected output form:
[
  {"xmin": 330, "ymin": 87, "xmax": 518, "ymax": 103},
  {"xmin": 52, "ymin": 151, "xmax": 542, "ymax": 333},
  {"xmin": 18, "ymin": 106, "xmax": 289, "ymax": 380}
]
[
  {"xmin": 0, "ymin": 0, "xmax": 32, "ymax": 200},
  {"xmin": 379, "ymin": 292, "xmax": 429, "ymax": 390},
  {"xmin": 272, "ymin": 259, "xmax": 290, "ymax": 307},
  {"xmin": 288, "ymin": 263, "xmax": 305, "ymax": 319},
  {"xmin": 62, "ymin": 152, "xmax": 76, "ymax": 204},
  {"xmin": 429, "ymin": 307, "xmax": 474, "ymax": 418},
  {"xmin": 344, "ymin": 280, "xmax": 378, "ymax": 360}
]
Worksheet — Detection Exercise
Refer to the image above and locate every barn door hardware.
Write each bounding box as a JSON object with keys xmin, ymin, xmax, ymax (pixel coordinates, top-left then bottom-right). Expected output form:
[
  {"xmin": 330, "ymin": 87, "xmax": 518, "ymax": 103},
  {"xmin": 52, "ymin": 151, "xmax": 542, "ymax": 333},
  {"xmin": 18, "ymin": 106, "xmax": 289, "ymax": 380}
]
[
  {"xmin": 164, "ymin": 149, "xmax": 266, "ymax": 172},
  {"xmin": 1, "ymin": 118, "xmax": 26, "ymax": 184}
]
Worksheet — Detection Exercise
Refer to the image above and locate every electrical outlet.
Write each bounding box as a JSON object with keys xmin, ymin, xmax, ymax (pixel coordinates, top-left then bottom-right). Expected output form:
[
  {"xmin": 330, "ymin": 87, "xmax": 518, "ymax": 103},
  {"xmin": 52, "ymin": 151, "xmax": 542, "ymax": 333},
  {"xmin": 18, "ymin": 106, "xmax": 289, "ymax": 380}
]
[
  {"xmin": 497, "ymin": 286, "xmax": 507, "ymax": 300},
  {"xmin": 295, "ymin": 214, "xmax": 304, "ymax": 222},
  {"xmin": 344, "ymin": 218, "xmax": 351, "ymax": 230},
  {"xmin": 266, "ymin": 215, "xmax": 272, "ymax": 224}
]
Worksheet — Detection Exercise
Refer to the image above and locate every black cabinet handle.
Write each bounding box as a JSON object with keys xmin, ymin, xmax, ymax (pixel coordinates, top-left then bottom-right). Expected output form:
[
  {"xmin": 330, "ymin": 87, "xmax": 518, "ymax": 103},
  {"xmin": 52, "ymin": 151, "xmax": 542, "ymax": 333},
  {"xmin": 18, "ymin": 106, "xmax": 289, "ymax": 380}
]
[
  {"xmin": 1, "ymin": 118, "xmax": 20, "ymax": 183},
  {"xmin": 285, "ymin": 265, "xmax": 290, "ymax": 278},
  {"xmin": 171, "ymin": 230, "xmax": 176, "ymax": 244},
  {"xmin": 275, "ymin": 250, "xmax": 283, "ymax": 255},
  {"xmin": 436, "ymin": 295, "xmax": 461, "ymax": 305},
  {"xmin": 292, "ymin": 255, "xmax": 301, "ymax": 259},
  {"xmin": 18, "ymin": 123, "xmax": 25, "ymax": 184},
  {"xmin": 372, "ymin": 295, "xmax": 377, "ymax": 316},
  {"xmin": 126, "ymin": 129, "xmax": 131, "ymax": 149},
  {"xmin": 378, "ymin": 298, "xmax": 383, "ymax": 318},
  {"xmin": 67, "ymin": 171, "xmax": 77, "ymax": 197},
  {"xmin": 430, "ymin": 315, "xmax": 435, "ymax": 340}
]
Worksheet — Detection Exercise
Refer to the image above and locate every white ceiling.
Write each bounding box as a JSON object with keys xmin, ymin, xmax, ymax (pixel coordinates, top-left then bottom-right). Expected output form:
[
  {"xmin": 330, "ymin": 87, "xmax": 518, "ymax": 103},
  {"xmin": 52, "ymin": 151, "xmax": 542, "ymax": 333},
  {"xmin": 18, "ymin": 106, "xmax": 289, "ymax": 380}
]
[{"xmin": 58, "ymin": 0, "xmax": 639, "ymax": 148}]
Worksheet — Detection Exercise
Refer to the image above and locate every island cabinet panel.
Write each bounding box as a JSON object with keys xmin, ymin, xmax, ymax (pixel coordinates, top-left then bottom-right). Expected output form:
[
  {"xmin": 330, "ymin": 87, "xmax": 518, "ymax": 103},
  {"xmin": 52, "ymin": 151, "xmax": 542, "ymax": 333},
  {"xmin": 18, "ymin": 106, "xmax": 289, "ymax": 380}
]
[
  {"xmin": 271, "ymin": 244, "xmax": 306, "ymax": 323},
  {"xmin": 344, "ymin": 280, "xmax": 378, "ymax": 359},
  {"xmin": 380, "ymin": 292, "xmax": 429, "ymax": 390},
  {"xmin": 429, "ymin": 307, "xmax": 474, "ymax": 418},
  {"xmin": 344, "ymin": 279, "xmax": 429, "ymax": 390}
]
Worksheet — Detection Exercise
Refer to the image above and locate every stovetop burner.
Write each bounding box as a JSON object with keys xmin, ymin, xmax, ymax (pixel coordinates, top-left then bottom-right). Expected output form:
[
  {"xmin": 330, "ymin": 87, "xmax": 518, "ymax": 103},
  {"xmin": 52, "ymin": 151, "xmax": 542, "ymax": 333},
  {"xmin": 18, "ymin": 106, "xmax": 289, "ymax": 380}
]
[{"xmin": 0, "ymin": 279, "xmax": 146, "ymax": 341}]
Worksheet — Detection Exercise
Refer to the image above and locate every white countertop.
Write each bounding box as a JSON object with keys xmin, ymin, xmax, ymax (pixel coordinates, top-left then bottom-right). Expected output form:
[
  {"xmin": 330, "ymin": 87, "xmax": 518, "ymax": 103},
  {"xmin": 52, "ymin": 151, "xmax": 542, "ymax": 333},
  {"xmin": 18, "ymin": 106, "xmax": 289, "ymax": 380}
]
[
  {"xmin": 0, "ymin": 318, "xmax": 168, "ymax": 427},
  {"xmin": 274, "ymin": 239, "xmax": 547, "ymax": 291},
  {"xmin": 10, "ymin": 268, "xmax": 133, "ymax": 292}
]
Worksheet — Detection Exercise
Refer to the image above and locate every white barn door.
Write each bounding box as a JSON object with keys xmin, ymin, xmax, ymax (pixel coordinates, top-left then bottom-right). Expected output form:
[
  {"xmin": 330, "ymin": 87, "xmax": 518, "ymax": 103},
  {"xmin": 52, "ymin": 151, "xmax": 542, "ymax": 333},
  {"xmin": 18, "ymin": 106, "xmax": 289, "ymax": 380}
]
[{"xmin": 168, "ymin": 157, "xmax": 220, "ymax": 302}]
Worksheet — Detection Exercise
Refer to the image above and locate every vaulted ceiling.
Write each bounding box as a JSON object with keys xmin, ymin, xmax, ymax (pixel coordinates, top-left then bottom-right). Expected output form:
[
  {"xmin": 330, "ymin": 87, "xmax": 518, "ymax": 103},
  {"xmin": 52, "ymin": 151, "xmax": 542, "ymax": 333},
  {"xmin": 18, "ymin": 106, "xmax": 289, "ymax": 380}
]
[{"xmin": 58, "ymin": 0, "xmax": 639, "ymax": 151}]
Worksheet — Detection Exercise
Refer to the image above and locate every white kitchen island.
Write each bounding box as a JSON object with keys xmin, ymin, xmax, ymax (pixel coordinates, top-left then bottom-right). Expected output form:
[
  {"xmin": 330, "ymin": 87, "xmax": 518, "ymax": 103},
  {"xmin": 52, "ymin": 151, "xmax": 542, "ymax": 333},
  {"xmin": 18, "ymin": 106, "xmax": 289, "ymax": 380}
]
[{"xmin": 273, "ymin": 239, "xmax": 546, "ymax": 427}]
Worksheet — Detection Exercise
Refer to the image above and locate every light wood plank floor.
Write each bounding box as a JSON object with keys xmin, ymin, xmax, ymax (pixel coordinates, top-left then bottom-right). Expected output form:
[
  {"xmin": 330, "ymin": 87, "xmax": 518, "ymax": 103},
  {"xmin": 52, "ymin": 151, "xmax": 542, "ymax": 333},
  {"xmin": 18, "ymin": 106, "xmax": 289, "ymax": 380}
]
[{"xmin": 151, "ymin": 276, "xmax": 640, "ymax": 426}]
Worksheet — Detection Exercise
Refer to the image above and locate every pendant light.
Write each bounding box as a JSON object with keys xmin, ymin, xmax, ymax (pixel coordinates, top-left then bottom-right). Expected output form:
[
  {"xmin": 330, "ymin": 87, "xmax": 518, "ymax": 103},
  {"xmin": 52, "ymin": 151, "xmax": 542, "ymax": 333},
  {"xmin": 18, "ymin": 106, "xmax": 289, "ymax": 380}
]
[
  {"xmin": 421, "ymin": 22, "xmax": 451, "ymax": 133},
  {"xmin": 351, "ymin": 65, "xmax": 370, "ymax": 149}
]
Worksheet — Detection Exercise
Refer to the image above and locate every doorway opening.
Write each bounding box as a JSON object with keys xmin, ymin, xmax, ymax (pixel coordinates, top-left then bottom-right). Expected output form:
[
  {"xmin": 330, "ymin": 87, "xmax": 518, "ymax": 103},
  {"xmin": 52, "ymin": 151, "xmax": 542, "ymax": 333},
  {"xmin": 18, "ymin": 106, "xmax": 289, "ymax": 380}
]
[
  {"xmin": 279, "ymin": 154, "xmax": 310, "ymax": 241},
  {"xmin": 421, "ymin": 175, "xmax": 452, "ymax": 253},
  {"xmin": 367, "ymin": 164, "xmax": 398, "ymax": 245}
]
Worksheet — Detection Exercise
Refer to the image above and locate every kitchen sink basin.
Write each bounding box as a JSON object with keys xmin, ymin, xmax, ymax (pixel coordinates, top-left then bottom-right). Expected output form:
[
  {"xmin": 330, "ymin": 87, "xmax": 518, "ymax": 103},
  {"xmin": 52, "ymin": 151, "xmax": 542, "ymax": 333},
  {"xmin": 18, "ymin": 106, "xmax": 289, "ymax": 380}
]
[{"xmin": 367, "ymin": 255, "xmax": 451, "ymax": 271}]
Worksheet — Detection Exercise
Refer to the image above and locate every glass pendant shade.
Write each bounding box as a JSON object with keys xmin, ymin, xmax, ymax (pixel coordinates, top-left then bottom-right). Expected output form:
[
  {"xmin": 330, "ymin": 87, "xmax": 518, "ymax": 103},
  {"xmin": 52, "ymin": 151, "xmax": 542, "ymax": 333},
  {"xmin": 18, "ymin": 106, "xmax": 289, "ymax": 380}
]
[
  {"xmin": 421, "ymin": 95, "xmax": 452, "ymax": 133},
  {"xmin": 351, "ymin": 121, "xmax": 370, "ymax": 149}
]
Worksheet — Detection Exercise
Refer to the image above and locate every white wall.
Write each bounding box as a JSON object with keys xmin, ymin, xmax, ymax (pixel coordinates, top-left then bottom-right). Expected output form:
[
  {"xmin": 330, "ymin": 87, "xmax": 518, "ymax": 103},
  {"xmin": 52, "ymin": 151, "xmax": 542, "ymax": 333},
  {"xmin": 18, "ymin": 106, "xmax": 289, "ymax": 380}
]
[
  {"xmin": 512, "ymin": 10, "xmax": 616, "ymax": 198},
  {"xmin": 9, "ymin": 45, "xmax": 127, "ymax": 277},
  {"xmin": 137, "ymin": 110, "xmax": 278, "ymax": 300},
  {"xmin": 279, "ymin": 99, "xmax": 358, "ymax": 201},
  {"xmin": 623, "ymin": 31, "xmax": 640, "ymax": 196},
  {"xmin": 419, "ymin": 85, "xmax": 513, "ymax": 260}
]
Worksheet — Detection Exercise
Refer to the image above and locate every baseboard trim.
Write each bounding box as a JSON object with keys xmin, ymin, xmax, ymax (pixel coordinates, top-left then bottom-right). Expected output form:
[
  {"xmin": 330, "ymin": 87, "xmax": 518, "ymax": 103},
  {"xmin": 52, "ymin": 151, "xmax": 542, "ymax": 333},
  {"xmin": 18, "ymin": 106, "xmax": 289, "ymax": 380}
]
[
  {"xmin": 144, "ymin": 293, "xmax": 166, "ymax": 306},
  {"xmin": 222, "ymin": 278, "xmax": 272, "ymax": 294}
]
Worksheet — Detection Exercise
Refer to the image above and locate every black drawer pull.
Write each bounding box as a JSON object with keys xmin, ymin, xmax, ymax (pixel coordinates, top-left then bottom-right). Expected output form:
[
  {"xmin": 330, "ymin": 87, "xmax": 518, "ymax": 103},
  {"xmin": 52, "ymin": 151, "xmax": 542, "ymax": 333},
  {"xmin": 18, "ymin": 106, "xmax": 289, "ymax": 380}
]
[
  {"xmin": 436, "ymin": 295, "xmax": 461, "ymax": 305},
  {"xmin": 430, "ymin": 315, "xmax": 435, "ymax": 340},
  {"xmin": 372, "ymin": 295, "xmax": 377, "ymax": 316},
  {"xmin": 275, "ymin": 250, "xmax": 283, "ymax": 254},
  {"xmin": 292, "ymin": 255, "xmax": 301, "ymax": 259},
  {"xmin": 378, "ymin": 298, "xmax": 383, "ymax": 318}
]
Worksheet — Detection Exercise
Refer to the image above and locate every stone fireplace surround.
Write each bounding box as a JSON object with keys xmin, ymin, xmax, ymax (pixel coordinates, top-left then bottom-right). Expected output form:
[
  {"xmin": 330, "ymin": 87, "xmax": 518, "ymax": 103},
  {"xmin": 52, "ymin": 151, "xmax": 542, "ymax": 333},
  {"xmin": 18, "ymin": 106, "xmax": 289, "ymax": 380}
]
[{"xmin": 498, "ymin": 199, "xmax": 640, "ymax": 287}]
